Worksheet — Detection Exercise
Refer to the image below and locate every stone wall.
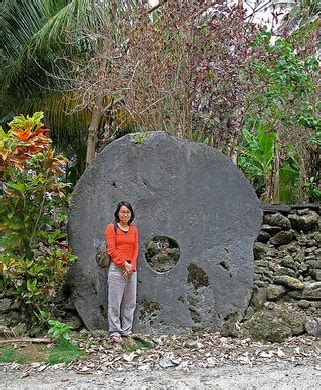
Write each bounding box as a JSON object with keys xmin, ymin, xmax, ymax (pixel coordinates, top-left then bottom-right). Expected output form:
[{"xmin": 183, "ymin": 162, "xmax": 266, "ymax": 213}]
[
  {"xmin": 0, "ymin": 290, "xmax": 82, "ymax": 336},
  {"xmin": 240, "ymin": 204, "xmax": 321, "ymax": 341}
]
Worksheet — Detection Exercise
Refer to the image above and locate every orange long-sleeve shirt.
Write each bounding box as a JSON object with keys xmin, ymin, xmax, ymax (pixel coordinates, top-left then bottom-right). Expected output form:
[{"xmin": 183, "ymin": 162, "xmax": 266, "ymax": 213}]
[{"xmin": 105, "ymin": 223, "xmax": 139, "ymax": 270}]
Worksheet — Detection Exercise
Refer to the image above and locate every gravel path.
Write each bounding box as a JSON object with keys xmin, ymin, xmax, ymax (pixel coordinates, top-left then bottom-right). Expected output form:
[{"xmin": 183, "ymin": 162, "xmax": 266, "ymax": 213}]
[{"xmin": 1, "ymin": 360, "xmax": 321, "ymax": 389}]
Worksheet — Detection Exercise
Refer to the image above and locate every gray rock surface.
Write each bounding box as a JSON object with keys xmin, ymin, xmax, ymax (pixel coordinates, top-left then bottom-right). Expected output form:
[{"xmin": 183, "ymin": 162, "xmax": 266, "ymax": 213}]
[
  {"xmin": 274, "ymin": 276, "xmax": 304, "ymax": 290},
  {"xmin": 305, "ymin": 317, "xmax": 321, "ymax": 337},
  {"xmin": 263, "ymin": 213, "xmax": 291, "ymax": 230},
  {"xmin": 270, "ymin": 230, "xmax": 294, "ymax": 245},
  {"xmin": 68, "ymin": 132, "xmax": 262, "ymax": 333},
  {"xmin": 288, "ymin": 282, "xmax": 321, "ymax": 300},
  {"xmin": 288, "ymin": 211, "xmax": 319, "ymax": 233},
  {"xmin": 266, "ymin": 285, "xmax": 287, "ymax": 301},
  {"xmin": 242, "ymin": 304, "xmax": 306, "ymax": 342}
]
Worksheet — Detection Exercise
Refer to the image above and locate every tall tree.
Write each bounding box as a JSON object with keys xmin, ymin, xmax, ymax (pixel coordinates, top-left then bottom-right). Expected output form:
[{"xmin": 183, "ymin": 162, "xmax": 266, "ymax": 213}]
[{"xmin": 0, "ymin": 0, "xmax": 142, "ymax": 172}]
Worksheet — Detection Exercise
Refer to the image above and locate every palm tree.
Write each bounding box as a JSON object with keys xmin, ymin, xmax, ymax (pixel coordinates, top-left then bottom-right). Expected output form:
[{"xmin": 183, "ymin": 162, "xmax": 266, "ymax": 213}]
[
  {"xmin": 0, "ymin": 0, "xmax": 143, "ymax": 174},
  {"xmin": 0, "ymin": 0, "xmax": 95, "ymax": 174}
]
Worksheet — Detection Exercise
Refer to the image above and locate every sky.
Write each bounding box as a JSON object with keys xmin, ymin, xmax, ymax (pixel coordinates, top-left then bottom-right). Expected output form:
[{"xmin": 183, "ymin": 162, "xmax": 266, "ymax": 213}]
[{"xmin": 148, "ymin": 0, "xmax": 279, "ymax": 29}]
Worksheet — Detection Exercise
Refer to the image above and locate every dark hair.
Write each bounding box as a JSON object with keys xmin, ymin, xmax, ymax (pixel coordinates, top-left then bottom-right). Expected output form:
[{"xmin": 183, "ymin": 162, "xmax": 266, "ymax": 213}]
[{"xmin": 114, "ymin": 201, "xmax": 135, "ymax": 224}]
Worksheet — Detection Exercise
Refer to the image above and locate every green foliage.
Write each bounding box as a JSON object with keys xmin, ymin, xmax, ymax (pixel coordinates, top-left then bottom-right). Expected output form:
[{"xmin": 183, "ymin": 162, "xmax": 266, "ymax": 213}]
[
  {"xmin": 238, "ymin": 127, "xmax": 275, "ymax": 195},
  {"xmin": 0, "ymin": 112, "xmax": 76, "ymax": 326},
  {"xmin": 47, "ymin": 339, "xmax": 84, "ymax": 364},
  {"xmin": 0, "ymin": 0, "xmax": 141, "ymax": 175},
  {"xmin": 279, "ymin": 163, "xmax": 301, "ymax": 203},
  {"xmin": 0, "ymin": 339, "xmax": 84, "ymax": 365},
  {"xmin": 308, "ymin": 177, "xmax": 321, "ymax": 201},
  {"xmin": 124, "ymin": 338, "xmax": 153, "ymax": 353},
  {"xmin": 48, "ymin": 320, "xmax": 72, "ymax": 342},
  {"xmin": 241, "ymin": 29, "xmax": 319, "ymax": 203},
  {"xmin": 250, "ymin": 32, "xmax": 317, "ymax": 125},
  {"xmin": 132, "ymin": 133, "xmax": 147, "ymax": 144},
  {"xmin": 0, "ymin": 346, "xmax": 27, "ymax": 364}
]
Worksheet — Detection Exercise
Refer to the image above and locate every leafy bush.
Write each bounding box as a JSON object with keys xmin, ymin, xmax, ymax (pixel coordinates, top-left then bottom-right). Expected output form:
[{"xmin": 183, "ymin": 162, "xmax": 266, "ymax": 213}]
[
  {"xmin": 240, "ymin": 29, "xmax": 319, "ymax": 204},
  {"xmin": 238, "ymin": 126, "xmax": 275, "ymax": 200},
  {"xmin": 48, "ymin": 320, "xmax": 72, "ymax": 342},
  {"xmin": 46, "ymin": 319, "xmax": 83, "ymax": 364},
  {"xmin": 0, "ymin": 112, "xmax": 76, "ymax": 326}
]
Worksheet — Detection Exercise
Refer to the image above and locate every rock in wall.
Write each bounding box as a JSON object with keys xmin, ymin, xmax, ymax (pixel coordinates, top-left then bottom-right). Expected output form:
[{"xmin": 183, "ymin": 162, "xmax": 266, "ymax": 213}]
[{"xmin": 243, "ymin": 204, "xmax": 321, "ymax": 340}]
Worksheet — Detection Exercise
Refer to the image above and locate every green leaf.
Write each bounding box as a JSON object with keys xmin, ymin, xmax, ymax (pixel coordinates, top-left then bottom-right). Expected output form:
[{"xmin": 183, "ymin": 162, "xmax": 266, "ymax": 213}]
[
  {"xmin": 5, "ymin": 182, "xmax": 26, "ymax": 193},
  {"xmin": 27, "ymin": 279, "xmax": 38, "ymax": 294},
  {"xmin": 257, "ymin": 129, "xmax": 275, "ymax": 164}
]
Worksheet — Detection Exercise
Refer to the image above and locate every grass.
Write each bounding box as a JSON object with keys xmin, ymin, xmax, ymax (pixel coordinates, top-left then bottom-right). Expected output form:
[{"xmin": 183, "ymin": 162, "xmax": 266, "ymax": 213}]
[
  {"xmin": 47, "ymin": 339, "xmax": 84, "ymax": 364},
  {"xmin": 0, "ymin": 340, "xmax": 85, "ymax": 365},
  {"xmin": 124, "ymin": 338, "xmax": 153, "ymax": 353},
  {"xmin": 0, "ymin": 346, "xmax": 27, "ymax": 364}
]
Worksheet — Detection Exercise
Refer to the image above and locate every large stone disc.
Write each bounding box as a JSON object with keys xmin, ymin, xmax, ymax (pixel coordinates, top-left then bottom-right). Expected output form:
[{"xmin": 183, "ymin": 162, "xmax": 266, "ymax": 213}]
[{"xmin": 68, "ymin": 131, "xmax": 262, "ymax": 333}]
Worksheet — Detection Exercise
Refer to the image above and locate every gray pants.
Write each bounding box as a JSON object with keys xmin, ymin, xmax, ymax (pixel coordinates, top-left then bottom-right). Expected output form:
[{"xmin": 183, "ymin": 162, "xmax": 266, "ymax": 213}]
[{"xmin": 107, "ymin": 262, "xmax": 137, "ymax": 337}]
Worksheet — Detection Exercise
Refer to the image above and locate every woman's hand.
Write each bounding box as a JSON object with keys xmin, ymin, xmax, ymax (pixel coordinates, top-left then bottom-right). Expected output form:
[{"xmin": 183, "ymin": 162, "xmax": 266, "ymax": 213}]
[{"xmin": 123, "ymin": 261, "xmax": 133, "ymax": 277}]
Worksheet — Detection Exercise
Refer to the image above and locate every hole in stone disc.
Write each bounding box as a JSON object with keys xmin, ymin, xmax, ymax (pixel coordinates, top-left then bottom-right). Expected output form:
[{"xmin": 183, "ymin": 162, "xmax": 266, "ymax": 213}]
[{"xmin": 144, "ymin": 236, "xmax": 180, "ymax": 273}]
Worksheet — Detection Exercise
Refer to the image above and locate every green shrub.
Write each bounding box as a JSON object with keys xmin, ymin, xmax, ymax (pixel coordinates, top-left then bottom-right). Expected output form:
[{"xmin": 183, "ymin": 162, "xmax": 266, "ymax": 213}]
[
  {"xmin": 48, "ymin": 320, "xmax": 72, "ymax": 342},
  {"xmin": 0, "ymin": 112, "xmax": 76, "ymax": 327}
]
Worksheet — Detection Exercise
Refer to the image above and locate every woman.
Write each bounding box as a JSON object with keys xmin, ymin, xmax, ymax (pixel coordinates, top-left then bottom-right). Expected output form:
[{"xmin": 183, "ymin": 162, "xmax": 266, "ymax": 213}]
[{"xmin": 105, "ymin": 201, "xmax": 139, "ymax": 343}]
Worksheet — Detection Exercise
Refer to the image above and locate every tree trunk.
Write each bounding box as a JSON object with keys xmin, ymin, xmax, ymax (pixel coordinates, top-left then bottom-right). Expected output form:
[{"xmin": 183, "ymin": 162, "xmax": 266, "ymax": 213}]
[
  {"xmin": 85, "ymin": 95, "xmax": 104, "ymax": 167},
  {"xmin": 264, "ymin": 171, "xmax": 273, "ymax": 205},
  {"xmin": 271, "ymin": 132, "xmax": 280, "ymax": 203}
]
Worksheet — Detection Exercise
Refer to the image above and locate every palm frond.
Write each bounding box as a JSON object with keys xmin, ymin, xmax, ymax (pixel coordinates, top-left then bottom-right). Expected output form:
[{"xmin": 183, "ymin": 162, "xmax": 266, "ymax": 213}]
[
  {"xmin": 0, "ymin": 0, "xmax": 69, "ymax": 105},
  {"xmin": 21, "ymin": 91, "xmax": 90, "ymax": 171},
  {"xmin": 22, "ymin": 91, "xmax": 91, "ymax": 141}
]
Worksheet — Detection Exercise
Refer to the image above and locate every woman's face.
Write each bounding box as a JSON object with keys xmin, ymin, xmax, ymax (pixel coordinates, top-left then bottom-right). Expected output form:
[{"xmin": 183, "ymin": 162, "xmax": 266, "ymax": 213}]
[{"xmin": 118, "ymin": 205, "xmax": 131, "ymax": 225}]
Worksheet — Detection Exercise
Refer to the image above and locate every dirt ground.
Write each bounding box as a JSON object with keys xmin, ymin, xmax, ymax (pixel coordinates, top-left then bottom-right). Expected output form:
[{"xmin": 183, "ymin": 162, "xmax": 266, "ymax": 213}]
[
  {"xmin": 1, "ymin": 331, "xmax": 320, "ymax": 389},
  {"xmin": 1, "ymin": 359, "xmax": 321, "ymax": 389}
]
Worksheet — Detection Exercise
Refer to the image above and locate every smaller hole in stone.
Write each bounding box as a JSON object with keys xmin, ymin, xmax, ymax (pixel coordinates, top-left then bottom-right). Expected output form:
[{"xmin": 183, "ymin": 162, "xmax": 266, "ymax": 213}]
[
  {"xmin": 144, "ymin": 235, "xmax": 180, "ymax": 273},
  {"xmin": 218, "ymin": 260, "xmax": 230, "ymax": 271},
  {"xmin": 189, "ymin": 308, "xmax": 202, "ymax": 323},
  {"xmin": 112, "ymin": 181, "xmax": 117, "ymax": 188}
]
